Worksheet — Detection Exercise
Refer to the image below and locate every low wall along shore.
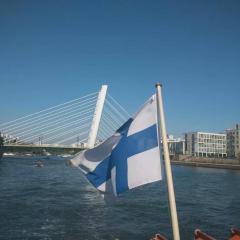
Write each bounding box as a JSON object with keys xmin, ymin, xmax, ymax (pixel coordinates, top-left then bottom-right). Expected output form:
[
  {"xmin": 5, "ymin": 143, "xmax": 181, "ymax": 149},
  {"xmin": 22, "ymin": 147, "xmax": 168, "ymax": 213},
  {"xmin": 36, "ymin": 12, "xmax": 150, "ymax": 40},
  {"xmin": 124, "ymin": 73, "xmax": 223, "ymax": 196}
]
[{"xmin": 171, "ymin": 154, "xmax": 240, "ymax": 170}]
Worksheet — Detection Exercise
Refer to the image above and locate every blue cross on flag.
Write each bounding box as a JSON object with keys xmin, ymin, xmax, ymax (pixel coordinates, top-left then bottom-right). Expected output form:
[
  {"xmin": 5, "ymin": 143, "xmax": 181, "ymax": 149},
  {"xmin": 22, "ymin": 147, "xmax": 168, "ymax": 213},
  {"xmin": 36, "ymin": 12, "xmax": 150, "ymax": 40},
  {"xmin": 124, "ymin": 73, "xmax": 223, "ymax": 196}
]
[{"xmin": 70, "ymin": 95, "xmax": 162, "ymax": 196}]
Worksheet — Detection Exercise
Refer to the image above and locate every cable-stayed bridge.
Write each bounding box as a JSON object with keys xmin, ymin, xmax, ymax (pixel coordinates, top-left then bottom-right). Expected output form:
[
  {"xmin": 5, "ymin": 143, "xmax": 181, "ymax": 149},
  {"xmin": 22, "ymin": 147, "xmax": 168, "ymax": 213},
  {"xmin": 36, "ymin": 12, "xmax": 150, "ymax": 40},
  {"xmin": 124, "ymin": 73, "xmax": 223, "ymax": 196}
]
[{"xmin": 0, "ymin": 85, "xmax": 130, "ymax": 152}]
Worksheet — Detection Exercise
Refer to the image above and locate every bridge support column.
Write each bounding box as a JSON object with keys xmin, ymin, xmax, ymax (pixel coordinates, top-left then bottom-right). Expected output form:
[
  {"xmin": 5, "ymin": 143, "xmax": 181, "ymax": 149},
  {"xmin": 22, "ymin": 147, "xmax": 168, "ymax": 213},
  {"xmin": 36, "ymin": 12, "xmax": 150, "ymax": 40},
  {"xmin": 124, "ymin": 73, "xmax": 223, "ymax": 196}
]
[{"xmin": 87, "ymin": 85, "xmax": 108, "ymax": 148}]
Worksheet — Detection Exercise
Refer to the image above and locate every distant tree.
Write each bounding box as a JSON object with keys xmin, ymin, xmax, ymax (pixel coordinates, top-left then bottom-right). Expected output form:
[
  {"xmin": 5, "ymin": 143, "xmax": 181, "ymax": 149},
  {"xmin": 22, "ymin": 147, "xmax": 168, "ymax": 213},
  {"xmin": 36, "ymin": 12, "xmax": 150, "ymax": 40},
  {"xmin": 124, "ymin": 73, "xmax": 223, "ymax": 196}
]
[
  {"xmin": 0, "ymin": 135, "xmax": 3, "ymax": 146},
  {"xmin": 0, "ymin": 135, "xmax": 3, "ymax": 159}
]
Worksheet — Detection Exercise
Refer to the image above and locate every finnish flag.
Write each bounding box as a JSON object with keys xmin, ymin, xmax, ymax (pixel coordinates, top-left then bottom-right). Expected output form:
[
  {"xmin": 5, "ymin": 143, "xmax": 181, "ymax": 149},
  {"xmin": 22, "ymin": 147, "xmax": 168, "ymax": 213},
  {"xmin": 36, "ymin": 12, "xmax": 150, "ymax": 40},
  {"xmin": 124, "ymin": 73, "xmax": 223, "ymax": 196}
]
[{"xmin": 70, "ymin": 95, "xmax": 162, "ymax": 195}]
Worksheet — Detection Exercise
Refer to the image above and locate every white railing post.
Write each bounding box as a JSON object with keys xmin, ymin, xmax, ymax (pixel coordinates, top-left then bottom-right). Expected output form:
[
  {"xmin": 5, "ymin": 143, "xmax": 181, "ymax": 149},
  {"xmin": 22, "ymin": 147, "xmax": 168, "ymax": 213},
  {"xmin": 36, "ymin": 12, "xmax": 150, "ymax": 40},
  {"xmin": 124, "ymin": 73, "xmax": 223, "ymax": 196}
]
[{"xmin": 87, "ymin": 85, "xmax": 108, "ymax": 148}]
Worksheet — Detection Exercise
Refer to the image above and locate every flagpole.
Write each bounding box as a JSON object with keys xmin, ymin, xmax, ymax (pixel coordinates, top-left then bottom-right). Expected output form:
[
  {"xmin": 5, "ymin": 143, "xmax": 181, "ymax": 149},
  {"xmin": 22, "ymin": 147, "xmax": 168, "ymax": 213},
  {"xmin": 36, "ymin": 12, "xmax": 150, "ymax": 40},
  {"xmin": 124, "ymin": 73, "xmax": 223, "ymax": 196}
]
[{"xmin": 155, "ymin": 83, "xmax": 180, "ymax": 240}]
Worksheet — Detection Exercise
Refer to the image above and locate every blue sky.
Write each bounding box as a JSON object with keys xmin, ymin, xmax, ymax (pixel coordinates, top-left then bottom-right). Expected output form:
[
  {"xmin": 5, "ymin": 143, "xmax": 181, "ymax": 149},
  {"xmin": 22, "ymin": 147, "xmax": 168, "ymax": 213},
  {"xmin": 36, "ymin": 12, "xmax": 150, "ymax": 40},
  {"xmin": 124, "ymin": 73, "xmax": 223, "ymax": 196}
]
[{"xmin": 0, "ymin": 0, "xmax": 239, "ymax": 136}]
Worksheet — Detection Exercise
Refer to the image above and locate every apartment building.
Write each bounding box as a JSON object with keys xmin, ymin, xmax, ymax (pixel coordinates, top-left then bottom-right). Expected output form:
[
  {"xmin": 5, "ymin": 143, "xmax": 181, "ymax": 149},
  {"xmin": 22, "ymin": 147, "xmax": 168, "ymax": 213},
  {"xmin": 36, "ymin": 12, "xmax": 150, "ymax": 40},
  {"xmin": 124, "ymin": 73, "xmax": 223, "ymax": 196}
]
[
  {"xmin": 226, "ymin": 124, "xmax": 240, "ymax": 158},
  {"xmin": 185, "ymin": 132, "xmax": 227, "ymax": 158}
]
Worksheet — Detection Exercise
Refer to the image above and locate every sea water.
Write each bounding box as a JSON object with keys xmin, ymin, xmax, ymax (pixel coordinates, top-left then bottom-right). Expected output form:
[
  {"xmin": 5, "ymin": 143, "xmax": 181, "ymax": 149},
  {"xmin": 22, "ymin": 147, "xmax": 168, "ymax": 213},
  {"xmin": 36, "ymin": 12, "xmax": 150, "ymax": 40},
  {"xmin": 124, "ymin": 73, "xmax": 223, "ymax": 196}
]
[{"xmin": 0, "ymin": 156, "xmax": 240, "ymax": 240}]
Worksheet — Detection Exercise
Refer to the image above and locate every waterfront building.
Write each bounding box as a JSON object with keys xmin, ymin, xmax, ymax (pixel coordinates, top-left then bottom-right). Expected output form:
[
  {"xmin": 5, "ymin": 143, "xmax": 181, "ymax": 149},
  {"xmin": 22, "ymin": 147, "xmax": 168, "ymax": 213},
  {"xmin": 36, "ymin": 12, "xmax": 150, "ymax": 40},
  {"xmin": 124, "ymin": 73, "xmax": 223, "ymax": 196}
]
[
  {"xmin": 167, "ymin": 135, "xmax": 185, "ymax": 155},
  {"xmin": 226, "ymin": 123, "xmax": 240, "ymax": 158},
  {"xmin": 184, "ymin": 132, "xmax": 227, "ymax": 158}
]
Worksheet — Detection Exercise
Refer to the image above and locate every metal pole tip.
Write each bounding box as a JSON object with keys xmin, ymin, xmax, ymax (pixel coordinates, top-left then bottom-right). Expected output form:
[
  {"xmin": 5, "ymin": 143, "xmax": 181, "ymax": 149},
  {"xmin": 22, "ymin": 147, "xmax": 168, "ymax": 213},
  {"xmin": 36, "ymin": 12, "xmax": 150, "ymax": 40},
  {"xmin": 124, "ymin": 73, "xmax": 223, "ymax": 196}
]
[{"xmin": 155, "ymin": 83, "xmax": 162, "ymax": 88}]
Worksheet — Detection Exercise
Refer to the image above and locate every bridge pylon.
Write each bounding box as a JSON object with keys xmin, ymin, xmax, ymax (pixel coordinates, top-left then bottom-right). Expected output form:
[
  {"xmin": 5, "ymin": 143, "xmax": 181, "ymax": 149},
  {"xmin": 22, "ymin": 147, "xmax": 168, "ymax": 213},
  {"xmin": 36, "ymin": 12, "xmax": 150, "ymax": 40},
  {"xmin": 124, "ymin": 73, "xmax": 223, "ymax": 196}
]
[{"xmin": 87, "ymin": 85, "xmax": 108, "ymax": 148}]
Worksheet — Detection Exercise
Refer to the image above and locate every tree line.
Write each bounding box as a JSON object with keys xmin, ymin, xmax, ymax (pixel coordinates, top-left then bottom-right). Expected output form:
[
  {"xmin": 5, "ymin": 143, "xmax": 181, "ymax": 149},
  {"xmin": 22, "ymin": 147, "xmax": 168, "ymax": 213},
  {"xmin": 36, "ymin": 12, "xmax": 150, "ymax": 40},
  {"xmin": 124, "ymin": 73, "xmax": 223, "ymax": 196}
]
[{"xmin": 0, "ymin": 135, "xmax": 3, "ymax": 158}]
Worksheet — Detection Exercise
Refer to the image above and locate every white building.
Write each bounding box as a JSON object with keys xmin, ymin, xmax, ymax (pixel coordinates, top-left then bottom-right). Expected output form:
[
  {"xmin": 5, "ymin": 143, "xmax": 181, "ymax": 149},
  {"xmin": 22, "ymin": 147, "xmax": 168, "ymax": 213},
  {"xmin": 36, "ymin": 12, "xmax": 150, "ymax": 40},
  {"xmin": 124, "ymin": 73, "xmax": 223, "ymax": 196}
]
[
  {"xmin": 185, "ymin": 132, "xmax": 227, "ymax": 158},
  {"xmin": 167, "ymin": 135, "xmax": 185, "ymax": 155},
  {"xmin": 226, "ymin": 124, "xmax": 240, "ymax": 158}
]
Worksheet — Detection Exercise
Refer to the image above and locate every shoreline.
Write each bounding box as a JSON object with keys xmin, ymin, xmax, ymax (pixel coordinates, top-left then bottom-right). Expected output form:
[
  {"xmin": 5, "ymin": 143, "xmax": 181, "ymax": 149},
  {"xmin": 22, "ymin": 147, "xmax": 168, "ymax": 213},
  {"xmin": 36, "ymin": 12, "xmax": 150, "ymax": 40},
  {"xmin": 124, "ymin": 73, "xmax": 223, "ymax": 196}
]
[
  {"xmin": 171, "ymin": 160, "xmax": 240, "ymax": 170},
  {"xmin": 2, "ymin": 152, "xmax": 240, "ymax": 170}
]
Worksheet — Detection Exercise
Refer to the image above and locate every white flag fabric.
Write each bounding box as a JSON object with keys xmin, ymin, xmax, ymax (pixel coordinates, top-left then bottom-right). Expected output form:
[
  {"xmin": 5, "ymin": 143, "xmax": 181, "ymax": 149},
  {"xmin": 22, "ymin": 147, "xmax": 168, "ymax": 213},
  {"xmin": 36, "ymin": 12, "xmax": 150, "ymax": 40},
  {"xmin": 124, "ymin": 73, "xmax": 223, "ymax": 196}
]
[{"xmin": 70, "ymin": 95, "xmax": 162, "ymax": 196}]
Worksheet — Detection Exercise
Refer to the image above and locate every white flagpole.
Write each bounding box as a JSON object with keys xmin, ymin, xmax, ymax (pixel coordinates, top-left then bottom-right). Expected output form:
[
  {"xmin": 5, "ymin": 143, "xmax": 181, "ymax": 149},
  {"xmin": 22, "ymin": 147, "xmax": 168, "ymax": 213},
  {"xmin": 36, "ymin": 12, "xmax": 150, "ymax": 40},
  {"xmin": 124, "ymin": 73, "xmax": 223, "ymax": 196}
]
[{"xmin": 155, "ymin": 83, "xmax": 180, "ymax": 240}]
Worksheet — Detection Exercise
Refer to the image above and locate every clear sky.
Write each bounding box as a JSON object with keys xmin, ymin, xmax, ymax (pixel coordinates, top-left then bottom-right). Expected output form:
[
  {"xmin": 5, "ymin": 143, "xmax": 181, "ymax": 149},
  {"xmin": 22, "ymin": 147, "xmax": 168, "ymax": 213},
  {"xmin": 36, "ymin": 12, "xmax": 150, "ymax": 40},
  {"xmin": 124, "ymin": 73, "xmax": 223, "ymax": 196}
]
[{"xmin": 0, "ymin": 0, "xmax": 239, "ymax": 136}]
